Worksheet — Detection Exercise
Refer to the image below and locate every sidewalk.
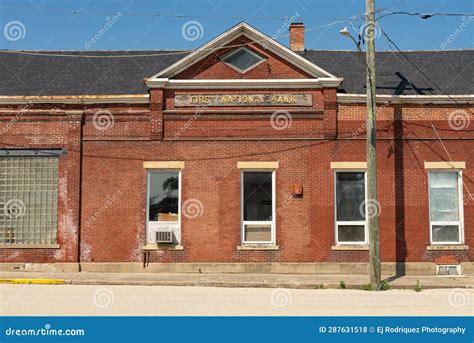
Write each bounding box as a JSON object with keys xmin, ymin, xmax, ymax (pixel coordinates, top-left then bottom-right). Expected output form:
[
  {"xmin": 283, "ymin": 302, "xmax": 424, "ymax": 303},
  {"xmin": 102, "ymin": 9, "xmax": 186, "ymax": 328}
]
[{"xmin": 0, "ymin": 271, "xmax": 472, "ymax": 290}]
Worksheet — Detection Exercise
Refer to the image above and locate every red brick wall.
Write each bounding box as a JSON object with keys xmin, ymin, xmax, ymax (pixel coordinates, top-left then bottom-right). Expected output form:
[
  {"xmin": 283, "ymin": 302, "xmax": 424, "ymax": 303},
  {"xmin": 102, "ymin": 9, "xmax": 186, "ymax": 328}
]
[
  {"xmin": 0, "ymin": 98, "xmax": 472, "ymax": 265},
  {"xmin": 174, "ymin": 36, "xmax": 312, "ymax": 80},
  {"xmin": 78, "ymin": 135, "xmax": 472, "ymax": 263}
]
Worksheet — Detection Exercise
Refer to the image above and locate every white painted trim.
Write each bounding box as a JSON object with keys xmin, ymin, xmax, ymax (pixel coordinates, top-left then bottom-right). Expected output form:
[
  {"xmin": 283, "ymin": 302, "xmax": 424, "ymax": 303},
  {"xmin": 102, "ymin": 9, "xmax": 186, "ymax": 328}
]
[
  {"xmin": 0, "ymin": 94, "xmax": 149, "ymax": 105},
  {"xmin": 334, "ymin": 170, "xmax": 369, "ymax": 245},
  {"xmin": 147, "ymin": 78, "xmax": 342, "ymax": 89},
  {"xmin": 337, "ymin": 93, "xmax": 474, "ymax": 104},
  {"xmin": 146, "ymin": 170, "xmax": 182, "ymax": 245},
  {"xmin": 240, "ymin": 170, "xmax": 276, "ymax": 245},
  {"xmin": 428, "ymin": 170, "xmax": 464, "ymax": 245},
  {"xmin": 147, "ymin": 22, "xmax": 340, "ymax": 81}
]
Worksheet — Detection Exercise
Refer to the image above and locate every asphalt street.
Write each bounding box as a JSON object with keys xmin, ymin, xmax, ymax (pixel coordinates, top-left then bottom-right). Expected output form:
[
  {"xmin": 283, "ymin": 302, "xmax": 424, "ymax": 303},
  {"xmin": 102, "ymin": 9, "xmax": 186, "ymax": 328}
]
[{"xmin": 1, "ymin": 284, "xmax": 472, "ymax": 316}]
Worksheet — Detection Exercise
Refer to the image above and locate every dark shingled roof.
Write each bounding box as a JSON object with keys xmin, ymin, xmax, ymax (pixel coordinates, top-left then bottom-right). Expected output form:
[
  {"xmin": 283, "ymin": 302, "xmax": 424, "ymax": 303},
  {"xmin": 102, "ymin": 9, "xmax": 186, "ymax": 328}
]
[{"xmin": 0, "ymin": 49, "xmax": 472, "ymax": 96}]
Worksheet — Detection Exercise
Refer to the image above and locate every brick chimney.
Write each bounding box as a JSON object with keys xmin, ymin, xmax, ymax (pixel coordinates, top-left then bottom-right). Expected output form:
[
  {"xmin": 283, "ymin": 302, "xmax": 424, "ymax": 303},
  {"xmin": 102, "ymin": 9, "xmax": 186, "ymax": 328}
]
[{"xmin": 289, "ymin": 23, "xmax": 305, "ymax": 52}]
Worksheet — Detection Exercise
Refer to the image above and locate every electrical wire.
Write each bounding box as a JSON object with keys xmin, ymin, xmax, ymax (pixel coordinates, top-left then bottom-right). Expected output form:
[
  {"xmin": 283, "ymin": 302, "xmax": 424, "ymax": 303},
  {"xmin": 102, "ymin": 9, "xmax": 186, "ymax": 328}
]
[
  {"xmin": 377, "ymin": 10, "xmax": 474, "ymax": 21},
  {"xmin": 0, "ymin": 18, "xmax": 358, "ymax": 58},
  {"xmin": 0, "ymin": 6, "xmax": 357, "ymax": 21},
  {"xmin": 379, "ymin": 28, "xmax": 473, "ymax": 199}
]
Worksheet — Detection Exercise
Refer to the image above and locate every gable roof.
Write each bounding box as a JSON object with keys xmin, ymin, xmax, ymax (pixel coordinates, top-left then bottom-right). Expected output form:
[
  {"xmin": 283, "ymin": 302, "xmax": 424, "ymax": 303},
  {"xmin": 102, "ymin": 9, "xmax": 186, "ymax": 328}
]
[
  {"xmin": 0, "ymin": 49, "xmax": 472, "ymax": 97},
  {"xmin": 147, "ymin": 22, "xmax": 339, "ymax": 80}
]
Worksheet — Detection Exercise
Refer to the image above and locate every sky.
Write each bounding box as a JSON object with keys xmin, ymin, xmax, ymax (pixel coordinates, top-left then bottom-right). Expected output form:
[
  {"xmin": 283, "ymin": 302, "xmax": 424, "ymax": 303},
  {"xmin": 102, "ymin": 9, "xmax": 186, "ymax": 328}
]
[{"xmin": 0, "ymin": 0, "xmax": 473, "ymax": 51}]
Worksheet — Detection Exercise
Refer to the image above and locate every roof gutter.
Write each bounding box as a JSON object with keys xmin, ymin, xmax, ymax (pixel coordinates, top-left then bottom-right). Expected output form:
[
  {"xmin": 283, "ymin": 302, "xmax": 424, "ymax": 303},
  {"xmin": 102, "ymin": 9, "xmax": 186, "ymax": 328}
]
[
  {"xmin": 0, "ymin": 94, "xmax": 149, "ymax": 105},
  {"xmin": 145, "ymin": 78, "xmax": 343, "ymax": 89}
]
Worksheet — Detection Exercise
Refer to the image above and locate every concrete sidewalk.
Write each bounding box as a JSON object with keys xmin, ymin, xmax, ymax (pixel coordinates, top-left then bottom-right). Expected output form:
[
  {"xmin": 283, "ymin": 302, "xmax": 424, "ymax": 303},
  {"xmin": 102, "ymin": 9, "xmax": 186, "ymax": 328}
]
[{"xmin": 0, "ymin": 271, "xmax": 472, "ymax": 290}]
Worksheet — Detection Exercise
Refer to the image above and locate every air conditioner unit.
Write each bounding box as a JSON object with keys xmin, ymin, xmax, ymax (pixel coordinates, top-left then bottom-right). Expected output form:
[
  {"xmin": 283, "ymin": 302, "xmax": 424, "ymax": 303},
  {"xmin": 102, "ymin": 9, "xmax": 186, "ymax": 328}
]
[{"xmin": 156, "ymin": 231, "xmax": 173, "ymax": 243}]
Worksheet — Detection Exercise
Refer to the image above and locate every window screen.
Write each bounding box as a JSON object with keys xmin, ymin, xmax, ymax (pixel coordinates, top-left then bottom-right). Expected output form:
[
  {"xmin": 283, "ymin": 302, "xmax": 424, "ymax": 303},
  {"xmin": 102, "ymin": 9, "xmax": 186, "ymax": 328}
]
[
  {"xmin": 0, "ymin": 157, "xmax": 58, "ymax": 244},
  {"xmin": 429, "ymin": 171, "xmax": 462, "ymax": 243}
]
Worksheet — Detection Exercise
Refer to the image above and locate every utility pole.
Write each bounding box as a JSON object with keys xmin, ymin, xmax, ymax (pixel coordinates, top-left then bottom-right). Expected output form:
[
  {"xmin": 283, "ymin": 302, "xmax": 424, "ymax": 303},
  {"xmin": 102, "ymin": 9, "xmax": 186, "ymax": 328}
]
[{"xmin": 365, "ymin": 0, "xmax": 381, "ymax": 289}]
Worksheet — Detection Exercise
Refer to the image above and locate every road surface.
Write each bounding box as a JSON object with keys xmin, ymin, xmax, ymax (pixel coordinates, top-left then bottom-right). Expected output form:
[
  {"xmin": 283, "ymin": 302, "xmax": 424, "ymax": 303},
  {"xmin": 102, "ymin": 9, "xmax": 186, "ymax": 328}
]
[{"xmin": 0, "ymin": 284, "xmax": 472, "ymax": 316}]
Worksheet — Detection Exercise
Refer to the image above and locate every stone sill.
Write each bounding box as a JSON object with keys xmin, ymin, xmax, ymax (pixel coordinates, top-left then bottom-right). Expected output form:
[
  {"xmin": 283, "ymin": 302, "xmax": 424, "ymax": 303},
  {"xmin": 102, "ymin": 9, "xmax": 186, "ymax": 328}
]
[
  {"xmin": 142, "ymin": 244, "xmax": 184, "ymax": 251},
  {"xmin": 0, "ymin": 244, "xmax": 60, "ymax": 249},
  {"xmin": 427, "ymin": 245, "xmax": 468, "ymax": 251},
  {"xmin": 331, "ymin": 245, "xmax": 369, "ymax": 251},
  {"xmin": 237, "ymin": 245, "xmax": 279, "ymax": 251}
]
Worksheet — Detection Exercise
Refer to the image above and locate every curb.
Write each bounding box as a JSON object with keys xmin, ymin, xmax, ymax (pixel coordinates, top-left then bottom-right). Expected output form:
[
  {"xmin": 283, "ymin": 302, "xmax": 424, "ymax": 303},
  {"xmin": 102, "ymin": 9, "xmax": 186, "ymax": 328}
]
[
  {"xmin": 67, "ymin": 279, "xmax": 469, "ymax": 290},
  {"xmin": 0, "ymin": 278, "xmax": 65, "ymax": 285}
]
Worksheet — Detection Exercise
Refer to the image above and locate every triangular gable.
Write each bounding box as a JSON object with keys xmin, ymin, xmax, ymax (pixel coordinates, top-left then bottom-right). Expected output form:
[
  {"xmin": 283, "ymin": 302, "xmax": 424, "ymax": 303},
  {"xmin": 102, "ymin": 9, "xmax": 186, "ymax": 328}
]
[{"xmin": 146, "ymin": 22, "xmax": 341, "ymax": 85}]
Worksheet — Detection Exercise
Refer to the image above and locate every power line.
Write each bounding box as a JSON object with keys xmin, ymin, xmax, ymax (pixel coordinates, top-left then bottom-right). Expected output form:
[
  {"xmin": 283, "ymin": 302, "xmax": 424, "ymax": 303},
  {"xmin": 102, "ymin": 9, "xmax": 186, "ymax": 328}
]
[
  {"xmin": 379, "ymin": 28, "xmax": 473, "ymax": 199},
  {"xmin": 377, "ymin": 10, "xmax": 474, "ymax": 20},
  {"xmin": 379, "ymin": 27, "xmax": 473, "ymax": 114},
  {"xmin": 0, "ymin": 19, "xmax": 357, "ymax": 58},
  {"xmin": 0, "ymin": 6, "xmax": 356, "ymax": 21},
  {"xmin": 2, "ymin": 6, "xmax": 473, "ymax": 20}
]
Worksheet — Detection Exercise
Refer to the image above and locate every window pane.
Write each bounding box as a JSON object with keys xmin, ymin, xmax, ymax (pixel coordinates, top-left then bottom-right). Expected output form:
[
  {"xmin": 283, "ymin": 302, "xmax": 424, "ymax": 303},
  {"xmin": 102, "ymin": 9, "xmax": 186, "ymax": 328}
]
[
  {"xmin": 243, "ymin": 172, "xmax": 272, "ymax": 221},
  {"xmin": 337, "ymin": 225, "xmax": 365, "ymax": 242},
  {"xmin": 222, "ymin": 48, "xmax": 264, "ymax": 72},
  {"xmin": 336, "ymin": 172, "xmax": 365, "ymax": 221},
  {"xmin": 432, "ymin": 225, "xmax": 459, "ymax": 243},
  {"xmin": 0, "ymin": 157, "xmax": 58, "ymax": 244},
  {"xmin": 148, "ymin": 172, "xmax": 179, "ymax": 222},
  {"xmin": 244, "ymin": 224, "xmax": 272, "ymax": 242},
  {"xmin": 430, "ymin": 172, "xmax": 459, "ymax": 222}
]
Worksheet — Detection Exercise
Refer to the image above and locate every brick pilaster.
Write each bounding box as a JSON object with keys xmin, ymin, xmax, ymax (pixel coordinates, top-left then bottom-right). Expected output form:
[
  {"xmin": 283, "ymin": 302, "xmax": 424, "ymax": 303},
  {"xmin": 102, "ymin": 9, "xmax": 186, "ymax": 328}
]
[
  {"xmin": 150, "ymin": 88, "xmax": 164, "ymax": 139},
  {"xmin": 323, "ymin": 88, "xmax": 338, "ymax": 139}
]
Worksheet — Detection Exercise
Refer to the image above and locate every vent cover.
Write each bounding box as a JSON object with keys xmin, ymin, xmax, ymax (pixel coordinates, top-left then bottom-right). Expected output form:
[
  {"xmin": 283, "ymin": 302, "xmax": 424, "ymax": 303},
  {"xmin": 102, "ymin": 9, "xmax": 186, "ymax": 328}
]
[
  {"xmin": 436, "ymin": 265, "xmax": 461, "ymax": 276},
  {"xmin": 156, "ymin": 231, "xmax": 173, "ymax": 243}
]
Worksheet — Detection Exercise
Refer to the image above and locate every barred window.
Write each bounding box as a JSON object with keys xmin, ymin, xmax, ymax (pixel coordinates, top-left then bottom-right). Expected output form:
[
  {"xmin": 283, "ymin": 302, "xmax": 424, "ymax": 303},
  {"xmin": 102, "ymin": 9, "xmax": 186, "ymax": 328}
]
[{"xmin": 0, "ymin": 157, "xmax": 59, "ymax": 245}]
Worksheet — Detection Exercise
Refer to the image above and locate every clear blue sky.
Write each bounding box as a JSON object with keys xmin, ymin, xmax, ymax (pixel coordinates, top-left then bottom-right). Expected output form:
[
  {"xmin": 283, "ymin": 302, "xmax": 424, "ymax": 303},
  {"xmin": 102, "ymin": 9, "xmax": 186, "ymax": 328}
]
[{"xmin": 0, "ymin": 0, "xmax": 472, "ymax": 51}]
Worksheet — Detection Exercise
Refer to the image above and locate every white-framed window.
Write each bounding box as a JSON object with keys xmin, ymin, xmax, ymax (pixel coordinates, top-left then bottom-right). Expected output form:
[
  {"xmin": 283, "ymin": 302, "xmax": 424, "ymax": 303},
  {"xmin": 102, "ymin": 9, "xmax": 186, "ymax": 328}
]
[
  {"xmin": 146, "ymin": 170, "xmax": 181, "ymax": 244},
  {"xmin": 428, "ymin": 170, "xmax": 464, "ymax": 245},
  {"xmin": 334, "ymin": 171, "xmax": 368, "ymax": 245},
  {"xmin": 221, "ymin": 47, "xmax": 266, "ymax": 74},
  {"xmin": 241, "ymin": 170, "xmax": 275, "ymax": 245}
]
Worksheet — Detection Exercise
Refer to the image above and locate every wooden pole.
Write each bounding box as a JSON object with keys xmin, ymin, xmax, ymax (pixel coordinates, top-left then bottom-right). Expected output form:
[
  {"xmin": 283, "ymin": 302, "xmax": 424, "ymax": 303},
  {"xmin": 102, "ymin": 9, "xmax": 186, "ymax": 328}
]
[{"xmin": 365, "ymin": 0, "xmax": 381, "ymax": 290}]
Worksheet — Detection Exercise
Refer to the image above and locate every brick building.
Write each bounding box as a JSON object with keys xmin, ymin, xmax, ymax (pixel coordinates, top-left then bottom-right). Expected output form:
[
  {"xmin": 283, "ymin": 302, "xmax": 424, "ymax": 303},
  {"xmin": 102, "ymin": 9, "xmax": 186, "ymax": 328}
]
[{"xmin": 0, "ymin": 23, "xmax": 472, "ymax": 275}]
